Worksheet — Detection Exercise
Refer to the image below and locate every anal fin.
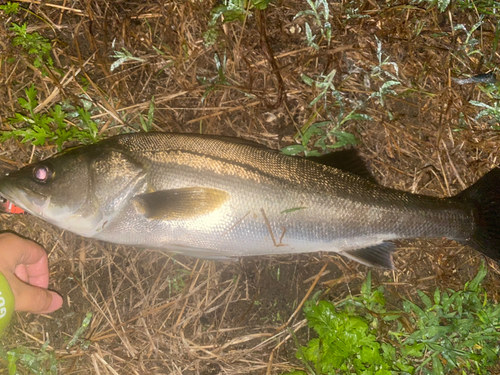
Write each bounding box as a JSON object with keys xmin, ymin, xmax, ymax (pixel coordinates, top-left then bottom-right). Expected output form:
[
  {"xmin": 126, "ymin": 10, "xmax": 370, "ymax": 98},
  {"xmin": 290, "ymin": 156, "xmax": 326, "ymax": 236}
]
[{"xmin": 342, "ymin": 242, "xmax": 395, "ymax": 269}]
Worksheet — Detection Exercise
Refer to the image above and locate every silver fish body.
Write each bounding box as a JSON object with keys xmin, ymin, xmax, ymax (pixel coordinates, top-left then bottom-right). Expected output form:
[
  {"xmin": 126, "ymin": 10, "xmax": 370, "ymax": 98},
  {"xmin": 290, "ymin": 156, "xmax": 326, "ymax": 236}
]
[{"xmin": 0, "ymin": 132, "xmax": 499, "ymax": 268}]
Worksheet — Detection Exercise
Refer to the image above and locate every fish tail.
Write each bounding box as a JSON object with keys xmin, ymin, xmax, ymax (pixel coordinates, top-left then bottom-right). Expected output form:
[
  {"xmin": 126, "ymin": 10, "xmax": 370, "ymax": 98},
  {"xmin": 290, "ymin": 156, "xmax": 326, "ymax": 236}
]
[{"xmin": 455, "ymin": 168, "xmax": 500, "ymax": 261}]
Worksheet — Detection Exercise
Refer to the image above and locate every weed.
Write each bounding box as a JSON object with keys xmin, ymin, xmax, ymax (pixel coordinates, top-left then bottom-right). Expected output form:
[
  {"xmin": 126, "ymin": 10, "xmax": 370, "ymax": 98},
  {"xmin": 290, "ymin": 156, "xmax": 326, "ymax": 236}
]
[
  {"xmin": 0, "ymin": 312, "xmax": 93, "ymax": 374},
  {"xmin": 465, "ymin": 71, "xmax": 500, "ymax": 130},
  {"xmin": 294, "ymin": 0, "xmax": 332, "ymax": 49},
  {"xmin": 198, "ymin": 52, "xmax": 230, "ymax": 103},
  {"xmin": 366, "ymin": 36, "xmax": 402, "ymax": 109},
  {"xmin": 478, "ymin": 79, "xmax": 500, "ymax": 100},
  {"xmin": 1, "ymin": 85, "xmax": 100, "ymax": 149},
  {"xmin": 1, "ymin": 340, "xmax": 58, "ymax": 375},
  {"xmin": 272, "ymin": 266, "xmax": 281, "ymax": 281},
  {"xmin": 369, "ymin": 80, "xmax": 401, "ymax": 107},
  {"xmin": 281, "ymin": 69, "xmax": 370, "ymax": 156},
  {"xmin": 344, "ymin": 0, "xmax": 370, "ymax": 20},
  {"xmin": 301, "ymin": 69, "xmax": 338, "ymax": 108},
  {"xmin": 139, "ymin": 96, "xmax": 155, "ymax": 132},
  {"xmin": 280, "ymin": 118, "xmax": 361, "ymax": 156},
  {"xmin": 10, "ymin": 23, "xmax": 53, "ymax": 69},
  {"xmin": 454, "ymin": 0, "xmax": 500, "ymax": 15},
  {"xmin": 166, "ymin": 269, "xmax": 190, "ymax": 297},
  {"xmin": 0, "ymin": 1, "xmax": 19, "ymax": 15},
  {"xmin": 66, "ymin": 312, "xmax": 92, "ymax": 350},
  {"xmin": 283, "ymin": 261, "xmax": 500, "ymax": 375},
  {"xmin": 417, "ymin": 0, "xmax": 451, "ymax": 12},
  {"xmin": 411, "ymin": 0, "xmax": 500, "ymax": 14},
  {"xmin": 454, "ymin": 18, "xmax": 484, "ymax": 58},
  {"xmin": 203, "ymin": 0, "xmax": 272, "ymax": 47},
  {"xmin": 110, "ymin": 41, "xmax": 146, "ymax": 72},
  {"xmin": 371, "ymin": 36, "xmax": 399, "ymax": 82},
  {"xmin": 470, "ymin": 100, "xmax": 500, "ymax": 130}
]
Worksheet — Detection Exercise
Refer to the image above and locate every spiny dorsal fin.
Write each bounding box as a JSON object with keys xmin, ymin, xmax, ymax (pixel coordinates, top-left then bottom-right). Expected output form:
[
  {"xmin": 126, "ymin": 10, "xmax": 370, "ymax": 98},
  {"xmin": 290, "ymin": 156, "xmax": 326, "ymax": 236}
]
[
  {"xmin": 307, "ymin": 149, "xmax": 377, "ymax": 183},
  {"xmin": 132, "ymin": 187, "xmax": 229, "ymax": 220},
  {"xmin": 342, "ymin": 242, "xmax": 396, "ymax": 269}
]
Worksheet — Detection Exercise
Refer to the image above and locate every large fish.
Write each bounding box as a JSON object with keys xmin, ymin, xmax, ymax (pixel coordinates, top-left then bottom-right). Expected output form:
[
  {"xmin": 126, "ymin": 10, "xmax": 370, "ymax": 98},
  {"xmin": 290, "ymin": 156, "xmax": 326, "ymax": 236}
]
[{"xmin": 0, "ymin": 132, "xmax": 499, "ymax": 268}]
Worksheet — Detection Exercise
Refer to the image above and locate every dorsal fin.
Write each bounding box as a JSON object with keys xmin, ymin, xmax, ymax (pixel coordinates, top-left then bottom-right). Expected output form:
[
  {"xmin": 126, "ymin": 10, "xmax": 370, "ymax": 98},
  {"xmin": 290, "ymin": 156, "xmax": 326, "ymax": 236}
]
[{"xmin": 307, "ymin": 149, "xmax": 377, "ymax": 183}]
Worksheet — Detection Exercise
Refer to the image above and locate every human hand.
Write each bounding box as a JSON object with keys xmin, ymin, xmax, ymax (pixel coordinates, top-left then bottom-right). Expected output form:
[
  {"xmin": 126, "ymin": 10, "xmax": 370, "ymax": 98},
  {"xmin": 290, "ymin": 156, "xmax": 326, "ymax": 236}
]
[{"xmin": 0, "ymin": 233, "xmax": 63, "ymax": 314}]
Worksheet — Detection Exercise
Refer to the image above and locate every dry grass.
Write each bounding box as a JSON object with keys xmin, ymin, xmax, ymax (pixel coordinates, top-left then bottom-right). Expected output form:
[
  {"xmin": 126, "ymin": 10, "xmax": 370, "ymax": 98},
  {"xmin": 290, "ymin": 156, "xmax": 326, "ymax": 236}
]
[{"xmin": 0, "ymin": 0, "xmax": 499, "ymax": 374}]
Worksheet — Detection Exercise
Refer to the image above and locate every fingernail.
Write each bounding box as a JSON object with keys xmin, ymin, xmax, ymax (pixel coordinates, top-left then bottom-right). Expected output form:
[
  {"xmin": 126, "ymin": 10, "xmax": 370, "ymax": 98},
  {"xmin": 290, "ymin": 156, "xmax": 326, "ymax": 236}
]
[{"xmin": 48, "ymin": 292, "xmax": 63, "ymax": 312}]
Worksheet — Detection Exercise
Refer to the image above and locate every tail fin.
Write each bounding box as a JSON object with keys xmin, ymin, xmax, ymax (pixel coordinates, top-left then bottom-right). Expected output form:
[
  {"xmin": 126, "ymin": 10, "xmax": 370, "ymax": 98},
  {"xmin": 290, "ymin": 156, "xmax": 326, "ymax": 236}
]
[{"xmin": 455, "ymin": 168, "xmax": 500, "ymax": 261}]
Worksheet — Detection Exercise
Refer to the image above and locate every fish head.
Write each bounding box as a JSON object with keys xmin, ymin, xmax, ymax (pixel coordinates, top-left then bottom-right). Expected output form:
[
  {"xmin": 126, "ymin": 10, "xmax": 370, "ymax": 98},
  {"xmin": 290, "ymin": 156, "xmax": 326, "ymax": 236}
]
[{"xmin": 0, "ymin": 145, "xmax": 146, "ymax": 237}]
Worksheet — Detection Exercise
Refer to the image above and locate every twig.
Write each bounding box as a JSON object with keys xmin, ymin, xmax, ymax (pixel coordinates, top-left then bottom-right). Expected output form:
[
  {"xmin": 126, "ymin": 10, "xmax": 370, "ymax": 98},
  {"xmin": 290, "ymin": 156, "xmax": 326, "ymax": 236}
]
[{"xmin": 276, "ymin": 262, "xmax": 328, "ymax": 332}]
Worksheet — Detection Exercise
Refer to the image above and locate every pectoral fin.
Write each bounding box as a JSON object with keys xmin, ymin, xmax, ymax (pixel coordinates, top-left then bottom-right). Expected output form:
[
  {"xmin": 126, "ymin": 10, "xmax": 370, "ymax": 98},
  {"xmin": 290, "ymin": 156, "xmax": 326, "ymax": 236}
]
[
  {"xmin": 133, "ymin": 187, "xmax": 229, "ymax": 220},
  {"xmin": 342, "ymin": 242, "xmax": 395, "ymax": 269}
]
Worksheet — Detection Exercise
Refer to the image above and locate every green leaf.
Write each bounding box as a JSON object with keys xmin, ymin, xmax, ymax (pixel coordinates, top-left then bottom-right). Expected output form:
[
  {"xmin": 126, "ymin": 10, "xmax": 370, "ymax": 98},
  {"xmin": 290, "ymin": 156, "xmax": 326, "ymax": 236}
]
[
  {"xmin": 300, "ymin": 73, "xmax": 316, "ymax": 86},
  {"xmin": 418, "ymin": 290, "xmax": 433, "ymax": 309},
  {"xmin": 381, "ymin": 342, "xmax": 395, "ymax": 361},
  {"xmin": 280, "ymin": 144, "xmax": 307, "ymax": 155},
  {"xmin": 465, "ymin": 260, "xmax": 487, "ymax": 292},
  {"xmin": 251, "ymin": 0, "xmax": 271, "ymax": 10},
  {"xmin": 402, "ymin": 342, "xmax": 425, "ymax": 357},
  {"xmin": 339, "ymin": 110, "xmax": 372, "ymax": 125},
  {"xmin": 437, "ymin": 0, "xmax": 450, "ymax": 11},
  {"xmin": 305, "ymin": 150, "xmax": 322, "ymax": 157},
  {"xmin": 293, "ymin": 10, "xmax": 316, "ymax": 20},
  {"xmin": 0, "ymin": 2, "xmax": 20, "ymax": 15},
  {"xmin": 432, "ymin": 353, "xmax": 445, "ymax": 374},
  {"xmin": 326, "ymin": 130, "xmax": 358, "ymax": 148},
  {"xmin": 281, "ymin": 207, "xmax": 308, "ymax": 214},
  {"xmin": 67, "ymin": 311, "xmax": 93, "ymax": 349},
  {"xmin": 361, "ymin": 271, "xmax": 372, "ymax": 297},
  {"xmin": 360, "ymin": 344, "xmax": 381, "ymax": 363},
  {"xmin": 404, "ymin": 300, "xmax": 426, "ymax": 318},
  {"xmin": 433, "ymin": 288, "xmax": 441, "ymax": 305},
  {"xmin": 302, "ymin": 121, "xmax": 330, "ymax": 145}
]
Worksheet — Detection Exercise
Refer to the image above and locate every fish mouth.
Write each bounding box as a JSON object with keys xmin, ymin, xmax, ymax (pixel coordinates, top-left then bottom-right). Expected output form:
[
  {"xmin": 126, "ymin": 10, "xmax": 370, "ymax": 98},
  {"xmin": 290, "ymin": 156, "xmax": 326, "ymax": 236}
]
[
  {"xmin": 0, "ymin": 184, "xmax": 103, "ymax": 236},
  {"xmin": 0, "ymin": 185, "xmax": 51, "ymax": 217}
]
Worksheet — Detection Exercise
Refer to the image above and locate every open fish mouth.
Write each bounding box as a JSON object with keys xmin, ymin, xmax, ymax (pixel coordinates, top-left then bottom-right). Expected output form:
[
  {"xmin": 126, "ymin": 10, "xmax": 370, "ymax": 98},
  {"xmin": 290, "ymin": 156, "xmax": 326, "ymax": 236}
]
[
  {"xmin": 0, "ymin": 186, "xmax": 39, "ymax": 214},
  {"xmin": 2, "ymin": 188, "xmax": 51, "ymax": 216}
]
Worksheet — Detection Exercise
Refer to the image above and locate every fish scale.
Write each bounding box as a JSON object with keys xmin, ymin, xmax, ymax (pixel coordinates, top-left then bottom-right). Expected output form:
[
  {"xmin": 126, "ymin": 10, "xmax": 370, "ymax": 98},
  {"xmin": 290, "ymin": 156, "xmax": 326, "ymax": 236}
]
[{"xmin": 0, "ymin": 132, "xmax": 499, "ymax": 268}]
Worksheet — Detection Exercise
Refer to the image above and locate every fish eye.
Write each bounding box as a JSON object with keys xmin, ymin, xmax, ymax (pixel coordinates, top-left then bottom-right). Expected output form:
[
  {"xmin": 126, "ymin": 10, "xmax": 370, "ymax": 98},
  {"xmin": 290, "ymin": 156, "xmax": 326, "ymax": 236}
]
[{"xmin": 32, "ymin": 164, "xmax": 54, "ymax": 183}]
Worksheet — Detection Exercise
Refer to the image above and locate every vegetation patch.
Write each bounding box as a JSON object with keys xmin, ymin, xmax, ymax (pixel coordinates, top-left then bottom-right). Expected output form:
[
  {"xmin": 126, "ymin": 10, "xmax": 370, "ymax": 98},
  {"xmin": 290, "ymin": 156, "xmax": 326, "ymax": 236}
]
[{"xmin": 284, "ymin": 262, "xmax": 500, "ymax": 374}]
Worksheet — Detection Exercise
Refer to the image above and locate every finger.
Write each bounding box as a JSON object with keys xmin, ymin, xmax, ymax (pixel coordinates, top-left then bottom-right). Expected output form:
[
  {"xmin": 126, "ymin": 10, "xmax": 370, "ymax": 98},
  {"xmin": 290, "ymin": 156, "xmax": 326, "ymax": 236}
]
[
  {"xmin": 0, "ymin": 233, "xmax": 49, "ymax": 288},
  {"xmin": 9, "ymin": 277, "xmax": 63, "ymax": 313},
  {"xmin": 15, "ymin": 258, "xmax": 49, "ymax": 288},
  {"xmin": 14, "ymin": 264, "xmax": 29, "ymax": 283},
  {"xmin": 0, "ymin": 233, "xmax": 47, "ymax": 267}
]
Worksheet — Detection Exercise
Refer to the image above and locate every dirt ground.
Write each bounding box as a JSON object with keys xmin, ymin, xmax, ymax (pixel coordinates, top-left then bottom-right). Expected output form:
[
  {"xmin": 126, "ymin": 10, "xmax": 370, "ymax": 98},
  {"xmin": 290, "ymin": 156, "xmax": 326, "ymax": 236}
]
[{"xmin": 0, "ymin": 0, "xmax": 499, "ymax": 374}]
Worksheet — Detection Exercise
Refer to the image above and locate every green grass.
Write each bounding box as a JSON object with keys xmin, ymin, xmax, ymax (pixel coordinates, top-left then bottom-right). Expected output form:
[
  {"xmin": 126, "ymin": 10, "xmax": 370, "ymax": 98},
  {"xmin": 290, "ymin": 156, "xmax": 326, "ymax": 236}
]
[
  {"xmin": 0, "ymin": 4, "xmax": 105, "ymax": 149},
  {"xmin": 1, "ymin": 341, "xmax": 58, "ymax": 375},
  {"xmin": 294, "ymin": 0, "xmax": 332, "ymax": 49},
  {"xmin": 0, "ymin": 1, "xmax": 19, "ymax": 15},
  {"xmin": 283, "ymin": 261, "xmax": 500, "ymax": 375},
  {"xmin": 203, "ymin": 0, "xmax": 272, "ymax": 47},
  {"xmin": 0, "ymin": 312, "xmax": 92, "ymax": 375},
  {"xmin": 10, "ymin": 22, "xmax": 53, "ymax": 71},
  {"xmin": 1, "ymin": 85, "xmax": 100, "ymax": 149}
]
